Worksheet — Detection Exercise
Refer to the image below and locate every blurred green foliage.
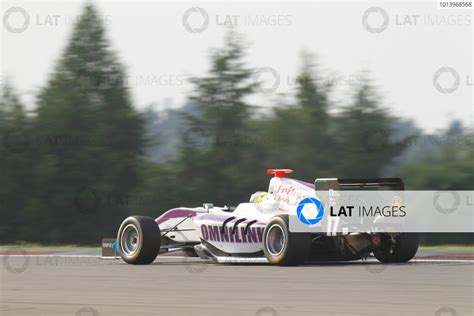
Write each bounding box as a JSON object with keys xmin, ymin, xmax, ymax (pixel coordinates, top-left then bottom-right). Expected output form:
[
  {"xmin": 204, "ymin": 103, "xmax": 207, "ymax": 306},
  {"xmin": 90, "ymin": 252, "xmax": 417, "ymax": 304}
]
[{"xmin": 0, "ymin": 4, "xmax": 472, "ymax": 244}]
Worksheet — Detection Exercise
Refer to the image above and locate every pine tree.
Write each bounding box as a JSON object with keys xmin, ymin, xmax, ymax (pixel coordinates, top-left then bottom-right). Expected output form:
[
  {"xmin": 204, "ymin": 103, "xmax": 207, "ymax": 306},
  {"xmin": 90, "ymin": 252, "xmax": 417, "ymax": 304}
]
[
  {"xmin": 263, "ymin": 54, "xmax": 334, "ymax": 181},
  {"xmin": 175, "ymin": 31, "xmax": 260, "ymax": 206},
  {"xmin": 0, "ymin": 83, "xmax": 32, "ymax": 241},
  {"xmin": 334, "ymin": 82, "xmax": 406, "ymax": 178},
  {"xmin": 32, "ymin": 4, "xmax": 144, "ymax": 243}
]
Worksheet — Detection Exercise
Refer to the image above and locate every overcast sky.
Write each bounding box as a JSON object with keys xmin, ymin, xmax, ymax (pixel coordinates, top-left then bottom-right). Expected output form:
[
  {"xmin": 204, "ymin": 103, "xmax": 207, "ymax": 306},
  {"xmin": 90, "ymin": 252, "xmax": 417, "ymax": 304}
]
[{"xmin": 1, "ymin": 0, "xmax": 472, "ymax": 132}]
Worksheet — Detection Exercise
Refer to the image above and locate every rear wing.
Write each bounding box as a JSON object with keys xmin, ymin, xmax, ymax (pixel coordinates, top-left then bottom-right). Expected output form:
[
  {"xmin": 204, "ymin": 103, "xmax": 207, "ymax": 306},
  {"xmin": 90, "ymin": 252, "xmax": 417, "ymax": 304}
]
[{"xmin": 314, "ymin": 178, "xmax": 404, "ymax": 191}]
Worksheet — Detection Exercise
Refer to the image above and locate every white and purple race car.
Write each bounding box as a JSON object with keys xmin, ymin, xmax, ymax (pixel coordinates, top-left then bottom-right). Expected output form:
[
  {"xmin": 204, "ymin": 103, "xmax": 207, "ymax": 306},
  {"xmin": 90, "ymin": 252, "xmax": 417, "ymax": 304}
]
[{"xmin": 116, "ymin": 169, "xmax": 418, "ymax": 266}]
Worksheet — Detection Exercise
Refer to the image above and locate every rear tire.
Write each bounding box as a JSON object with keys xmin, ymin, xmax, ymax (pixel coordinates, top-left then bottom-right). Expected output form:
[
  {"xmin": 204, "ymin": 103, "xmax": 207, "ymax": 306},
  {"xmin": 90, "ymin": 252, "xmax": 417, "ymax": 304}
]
[
  {"xmin": 263, "ymin": 215, "xmax": 312, "ymax": 266},
  {"xmin": 373, "ymin": 233, "xmax": 419, "ymax": 263},
  {"xmin": 117, "ymin": 216, "xmax": 161, "ymax": 264}
]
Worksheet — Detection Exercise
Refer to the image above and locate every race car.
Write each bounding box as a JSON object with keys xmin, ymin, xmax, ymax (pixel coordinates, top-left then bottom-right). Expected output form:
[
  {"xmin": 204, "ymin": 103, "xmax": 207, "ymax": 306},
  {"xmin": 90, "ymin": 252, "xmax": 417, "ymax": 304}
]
[{"xmin": 116, "ymin": 169, "xmax": 419, "ymax": 266}]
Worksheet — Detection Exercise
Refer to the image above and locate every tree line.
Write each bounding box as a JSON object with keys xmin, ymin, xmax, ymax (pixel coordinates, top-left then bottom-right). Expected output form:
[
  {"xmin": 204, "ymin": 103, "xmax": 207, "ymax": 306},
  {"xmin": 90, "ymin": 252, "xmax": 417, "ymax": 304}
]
[{"xmin": 1, "ymin": 4, "xmax": 472, "ymax": 244}]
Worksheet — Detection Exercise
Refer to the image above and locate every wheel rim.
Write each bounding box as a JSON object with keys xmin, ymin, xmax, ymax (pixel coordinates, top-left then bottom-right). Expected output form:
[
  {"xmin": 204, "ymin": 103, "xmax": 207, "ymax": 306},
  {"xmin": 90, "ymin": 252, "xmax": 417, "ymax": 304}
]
[
  {"xmin": 265, "ymin": 224, "xmax": 286, "ymax": 257},
  {"xmin": 121, "ymin": 224, "xmax": 140, "ymax": 256}
]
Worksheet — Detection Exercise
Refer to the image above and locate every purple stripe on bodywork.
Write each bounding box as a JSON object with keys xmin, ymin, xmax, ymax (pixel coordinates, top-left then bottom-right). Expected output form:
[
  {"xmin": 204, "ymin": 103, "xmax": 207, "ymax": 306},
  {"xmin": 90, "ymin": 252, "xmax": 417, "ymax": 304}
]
[
  {"xmin": 155, "ymin": 208, "xmax": 198, "ymax": 225},
  {"xmin": 196, "ymin": 213, "xmax": 266, "ymax": 227},
  {"xmin": 295, "ymin": 179, "xmax": 315, "ymax": 189},
  {"xmin": 195, "ymin": 213, "xmax": 230, "ymax": 221}
]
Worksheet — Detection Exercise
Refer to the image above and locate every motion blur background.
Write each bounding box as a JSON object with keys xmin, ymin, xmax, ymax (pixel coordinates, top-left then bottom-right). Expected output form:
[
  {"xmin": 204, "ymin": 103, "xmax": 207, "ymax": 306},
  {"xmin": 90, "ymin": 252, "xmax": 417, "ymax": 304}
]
[{"xmin": 1, "ymin": 1, "xmax": 472, "ymax": 244}]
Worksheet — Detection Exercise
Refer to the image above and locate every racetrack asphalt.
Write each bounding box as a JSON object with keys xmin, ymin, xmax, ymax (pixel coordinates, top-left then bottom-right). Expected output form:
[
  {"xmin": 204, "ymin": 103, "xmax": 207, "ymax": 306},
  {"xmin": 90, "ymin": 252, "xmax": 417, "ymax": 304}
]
[{"xmin": 1, "ymin": 253, "xmax": 473, "ymax": 316}]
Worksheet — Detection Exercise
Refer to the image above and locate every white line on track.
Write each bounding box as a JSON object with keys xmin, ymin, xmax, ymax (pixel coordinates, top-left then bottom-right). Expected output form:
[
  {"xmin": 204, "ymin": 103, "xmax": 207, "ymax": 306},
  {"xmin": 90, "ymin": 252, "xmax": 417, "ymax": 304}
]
[
  {"xmin": 410, "ymin": 259, "xmax": 474, "ymax": 263},
  {"xmin": 0, "ymin": 254, "xmax": 100, "ymax": 258},
  {"xmin": 0, "ymin": 254, "xmax": 192, "ymax": 259},
  {"xmin": 0, "ymin": 254, "xmax": 472, "ymax": 263}
]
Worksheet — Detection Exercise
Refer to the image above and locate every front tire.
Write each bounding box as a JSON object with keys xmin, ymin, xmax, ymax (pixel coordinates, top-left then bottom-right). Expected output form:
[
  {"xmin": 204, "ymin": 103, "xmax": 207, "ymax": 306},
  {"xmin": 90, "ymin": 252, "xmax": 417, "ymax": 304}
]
[
  {"xmin": 373, "ymin": 233, "xmax": 419, "ymax": 263},
  {"xmin": 263, "ymin": 215, "xmax": 312, "ymax": 266},
  {"xmin": 117, "ymin": 216, "xmax": 161, "ymax": 264}
]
